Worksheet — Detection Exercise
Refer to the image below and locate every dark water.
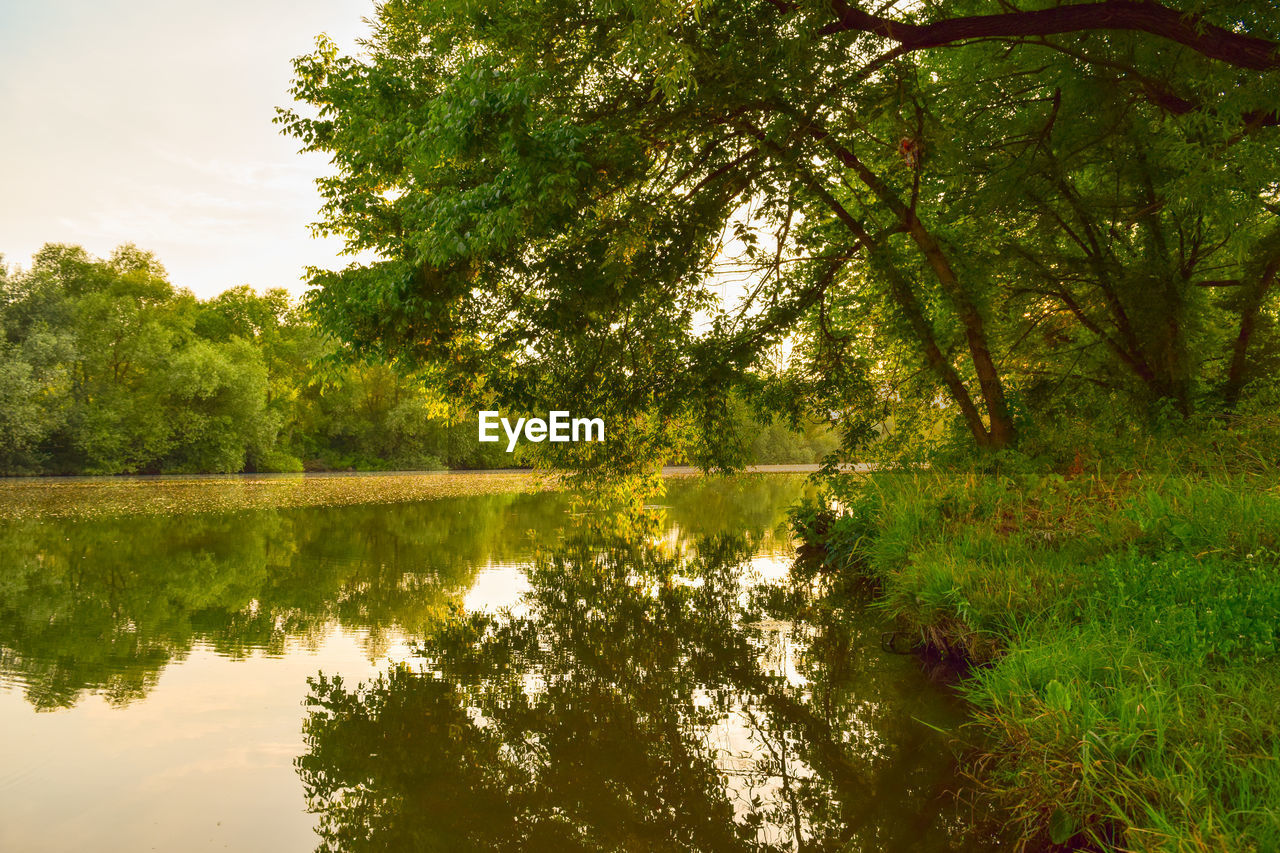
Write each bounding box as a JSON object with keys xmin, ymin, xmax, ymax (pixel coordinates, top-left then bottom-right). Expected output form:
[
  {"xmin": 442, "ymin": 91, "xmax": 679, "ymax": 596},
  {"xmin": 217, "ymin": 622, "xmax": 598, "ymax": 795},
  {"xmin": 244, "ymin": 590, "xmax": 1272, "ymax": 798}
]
[{"xmin": 0, "ymin": 474, "xmax": 982, "ymax": 852}]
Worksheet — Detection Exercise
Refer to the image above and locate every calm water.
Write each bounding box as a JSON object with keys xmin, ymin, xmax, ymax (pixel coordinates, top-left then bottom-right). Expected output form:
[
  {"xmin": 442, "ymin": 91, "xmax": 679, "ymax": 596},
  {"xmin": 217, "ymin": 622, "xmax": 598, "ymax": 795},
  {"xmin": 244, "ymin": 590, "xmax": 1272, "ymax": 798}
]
[{"xmin": 0, "ymin": 474, "xmax": 983, "ymax": 852}]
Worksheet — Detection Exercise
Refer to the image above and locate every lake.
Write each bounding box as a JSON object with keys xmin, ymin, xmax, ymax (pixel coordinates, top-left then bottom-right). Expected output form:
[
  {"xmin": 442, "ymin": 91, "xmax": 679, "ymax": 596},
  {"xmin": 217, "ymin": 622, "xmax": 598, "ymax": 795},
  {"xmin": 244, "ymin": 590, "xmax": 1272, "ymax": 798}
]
[{"xmin": 0, "ymin": 473, "xmax": 986, "ymax": 852}]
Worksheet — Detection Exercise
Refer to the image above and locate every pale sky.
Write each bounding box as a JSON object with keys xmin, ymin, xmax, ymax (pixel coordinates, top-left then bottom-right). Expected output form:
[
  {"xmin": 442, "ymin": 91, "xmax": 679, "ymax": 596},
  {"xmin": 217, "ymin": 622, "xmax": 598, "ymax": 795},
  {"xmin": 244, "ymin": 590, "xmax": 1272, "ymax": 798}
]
[{"xmin": 0, "ymin": 0, "xmax": 376, "ymax": 298}]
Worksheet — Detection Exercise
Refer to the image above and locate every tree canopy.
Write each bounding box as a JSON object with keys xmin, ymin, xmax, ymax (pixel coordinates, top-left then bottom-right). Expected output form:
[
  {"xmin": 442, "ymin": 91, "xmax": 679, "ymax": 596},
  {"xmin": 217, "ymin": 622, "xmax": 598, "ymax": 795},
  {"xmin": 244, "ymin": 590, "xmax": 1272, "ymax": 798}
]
[{"xmin": 280, "ymin": 0, "xmax": 1280, "ymax": 466}]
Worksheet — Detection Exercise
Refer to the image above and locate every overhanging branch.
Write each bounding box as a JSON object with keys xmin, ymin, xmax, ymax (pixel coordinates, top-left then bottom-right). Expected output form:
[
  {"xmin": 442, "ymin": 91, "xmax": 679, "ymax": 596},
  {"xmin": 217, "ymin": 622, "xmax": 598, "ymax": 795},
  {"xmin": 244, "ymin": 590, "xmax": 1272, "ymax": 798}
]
[{"xmin": 818, "ymin": 0, "xmax": 1280, "ymax": 71}]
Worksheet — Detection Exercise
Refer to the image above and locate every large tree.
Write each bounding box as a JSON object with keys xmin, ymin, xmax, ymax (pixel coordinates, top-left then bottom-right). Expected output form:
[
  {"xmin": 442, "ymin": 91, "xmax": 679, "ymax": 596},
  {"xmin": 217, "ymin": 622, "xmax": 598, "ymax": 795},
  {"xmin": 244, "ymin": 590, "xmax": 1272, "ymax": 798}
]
[{"xmin": 280, "ymin": 0, "xmax": 1279, "ymax": 461}]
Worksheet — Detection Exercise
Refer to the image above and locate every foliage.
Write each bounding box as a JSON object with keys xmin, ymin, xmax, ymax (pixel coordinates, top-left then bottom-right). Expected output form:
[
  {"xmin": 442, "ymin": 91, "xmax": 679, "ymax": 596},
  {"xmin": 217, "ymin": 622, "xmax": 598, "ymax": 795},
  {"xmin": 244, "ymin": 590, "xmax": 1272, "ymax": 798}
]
[{"xmin": 280, "ymin": 0, "xmax": 1280, "ymax": 466}]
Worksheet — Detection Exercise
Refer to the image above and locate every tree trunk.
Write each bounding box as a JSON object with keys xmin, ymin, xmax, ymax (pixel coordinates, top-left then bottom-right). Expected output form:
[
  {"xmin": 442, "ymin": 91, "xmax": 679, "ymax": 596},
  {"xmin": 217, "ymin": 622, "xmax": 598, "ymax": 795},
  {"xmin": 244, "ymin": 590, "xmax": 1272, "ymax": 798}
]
[
  {"xmin": 828, "ymin": 136, "xmax": 1016, "ymax": 447},
  {"xmin": 1226, "ymin": 255, "xmax": 1280, "ymax": 406},
  {"xmin": 749, "ymin": 116, "xmax": 1012, "ymax": 449}
]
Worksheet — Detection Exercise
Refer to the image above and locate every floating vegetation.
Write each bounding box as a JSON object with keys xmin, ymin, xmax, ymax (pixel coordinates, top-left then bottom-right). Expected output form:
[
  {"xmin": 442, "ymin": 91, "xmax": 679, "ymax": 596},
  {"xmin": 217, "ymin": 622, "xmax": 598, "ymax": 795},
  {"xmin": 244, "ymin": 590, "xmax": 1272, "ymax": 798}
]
[
  {"xmin": 0, "ymin": 467, "xmax": 748, "ymax": 522},
  {"xmin": 0, "ymin": 471, "xmax": 563, "ymax": 521},
  {"xmin": 0, "ymin": 466, "xmax": 811, "ymax": 522}
]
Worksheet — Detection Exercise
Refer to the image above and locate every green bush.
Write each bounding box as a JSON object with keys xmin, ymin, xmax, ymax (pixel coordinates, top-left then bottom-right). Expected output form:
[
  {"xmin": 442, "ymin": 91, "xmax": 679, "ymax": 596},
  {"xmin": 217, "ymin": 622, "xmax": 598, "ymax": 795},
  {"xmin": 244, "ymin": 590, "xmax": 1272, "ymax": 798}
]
[{"xmin": 254, "ymin": 449, "xmax": 305, "ymax": 473}]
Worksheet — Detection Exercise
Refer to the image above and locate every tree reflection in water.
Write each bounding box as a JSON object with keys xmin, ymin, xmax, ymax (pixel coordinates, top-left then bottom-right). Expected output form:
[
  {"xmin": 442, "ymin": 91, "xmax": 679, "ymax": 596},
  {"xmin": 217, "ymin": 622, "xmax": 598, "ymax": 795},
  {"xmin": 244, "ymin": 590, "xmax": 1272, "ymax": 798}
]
[
  {"xmin": 298, "ymin": 535, "xmax": 976, "ymax": 852},
  {"xmin": 0, "ymin": 492, "xmax": 571, "ymax": 709},
  {"xmin": 0, "ymin": 476, "xmax": 805, "ymax": 711}
]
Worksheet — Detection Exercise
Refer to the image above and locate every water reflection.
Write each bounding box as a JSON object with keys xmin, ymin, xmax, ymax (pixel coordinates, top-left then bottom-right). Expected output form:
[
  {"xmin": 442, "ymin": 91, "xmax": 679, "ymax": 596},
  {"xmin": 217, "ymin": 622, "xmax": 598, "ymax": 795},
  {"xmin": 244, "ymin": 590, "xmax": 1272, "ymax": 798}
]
[
  {"xmin": 298, "ymin": 535, "xmax": 973, "ymax": 852},
  {"xmin": 0, "ymin": 474, "xmax": 984, "ymax": 852},
  {"xmin": 0, "ymin": 476, "xmax": 799, "ymax": 710}
]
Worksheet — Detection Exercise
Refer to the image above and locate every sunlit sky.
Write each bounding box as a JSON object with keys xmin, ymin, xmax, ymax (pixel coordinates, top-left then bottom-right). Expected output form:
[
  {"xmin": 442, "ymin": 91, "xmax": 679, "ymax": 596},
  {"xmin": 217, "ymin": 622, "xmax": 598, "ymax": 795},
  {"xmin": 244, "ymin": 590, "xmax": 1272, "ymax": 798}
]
[{"xmin": 0, "ymin": 0, "xmax": 376, "ymax": 298}]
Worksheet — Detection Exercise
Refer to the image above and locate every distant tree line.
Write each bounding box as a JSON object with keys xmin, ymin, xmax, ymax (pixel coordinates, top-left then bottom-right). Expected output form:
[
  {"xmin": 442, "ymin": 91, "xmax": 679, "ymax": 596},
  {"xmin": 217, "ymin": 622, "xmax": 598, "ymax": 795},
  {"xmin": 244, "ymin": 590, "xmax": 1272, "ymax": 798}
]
[{"xmin": 0, "ymin": 244, "xmax": 832, "ymax": 475}]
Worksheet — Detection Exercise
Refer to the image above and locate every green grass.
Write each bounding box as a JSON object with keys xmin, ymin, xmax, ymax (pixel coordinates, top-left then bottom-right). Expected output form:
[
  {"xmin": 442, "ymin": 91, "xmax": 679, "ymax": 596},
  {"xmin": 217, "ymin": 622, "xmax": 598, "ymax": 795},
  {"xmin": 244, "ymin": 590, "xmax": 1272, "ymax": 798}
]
[{"xmin": 795, "ymin": 464, "xmax": 1280, "ymax": 851}]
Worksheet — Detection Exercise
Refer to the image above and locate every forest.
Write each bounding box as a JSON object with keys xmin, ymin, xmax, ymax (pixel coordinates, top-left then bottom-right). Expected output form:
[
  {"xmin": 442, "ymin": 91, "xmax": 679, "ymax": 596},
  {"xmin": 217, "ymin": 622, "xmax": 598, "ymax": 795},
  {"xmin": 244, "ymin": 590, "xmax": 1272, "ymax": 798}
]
[{"xmin": 0, "ymin": 243, "xmax": 835, "ymax": 475}]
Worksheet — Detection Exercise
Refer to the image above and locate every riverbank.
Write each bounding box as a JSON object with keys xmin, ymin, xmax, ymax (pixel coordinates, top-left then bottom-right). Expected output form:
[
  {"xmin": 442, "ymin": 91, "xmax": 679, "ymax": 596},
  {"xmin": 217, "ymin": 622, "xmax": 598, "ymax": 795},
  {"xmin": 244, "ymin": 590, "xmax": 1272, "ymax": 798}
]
[
  {"xmin": 794, "ymin": 465, "xmax": 1280, "ymax": 850},
  {"xmin": 0, "ymin": 464, "xmax": 831, "ymax": 520}
]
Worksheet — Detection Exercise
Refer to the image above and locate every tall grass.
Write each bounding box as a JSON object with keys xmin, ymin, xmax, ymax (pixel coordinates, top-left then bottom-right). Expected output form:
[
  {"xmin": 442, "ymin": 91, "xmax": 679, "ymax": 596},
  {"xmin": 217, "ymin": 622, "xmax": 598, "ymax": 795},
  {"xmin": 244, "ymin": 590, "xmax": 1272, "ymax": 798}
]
[{"xmin": 794, "ymin": 457, "xmax": 1280, "ymax": 850}]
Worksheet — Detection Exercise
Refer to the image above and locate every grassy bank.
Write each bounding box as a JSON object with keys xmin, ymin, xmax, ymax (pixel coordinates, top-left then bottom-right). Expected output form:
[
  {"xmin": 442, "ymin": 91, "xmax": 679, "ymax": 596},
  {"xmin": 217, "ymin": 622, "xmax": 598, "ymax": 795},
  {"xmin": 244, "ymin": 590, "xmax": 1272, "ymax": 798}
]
[{"xmin": 794, "ymin": 460, "xmax": 1280, "ymax": 850}]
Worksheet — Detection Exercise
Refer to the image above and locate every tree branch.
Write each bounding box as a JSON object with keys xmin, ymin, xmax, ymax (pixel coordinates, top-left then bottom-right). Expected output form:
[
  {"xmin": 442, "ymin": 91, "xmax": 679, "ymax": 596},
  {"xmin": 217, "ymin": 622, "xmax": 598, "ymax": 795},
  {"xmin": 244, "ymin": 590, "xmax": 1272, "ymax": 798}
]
[{"xmin": 819, "ymin": 0, "xmax": 1280, "ymax": 71}]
